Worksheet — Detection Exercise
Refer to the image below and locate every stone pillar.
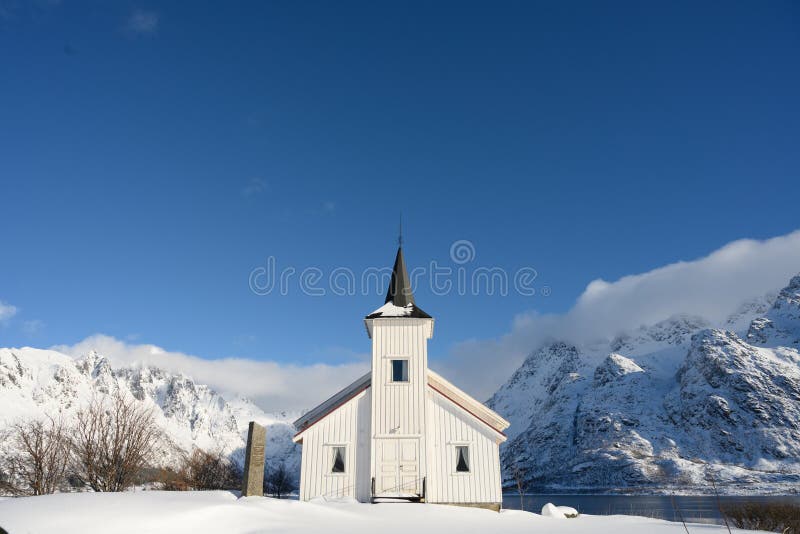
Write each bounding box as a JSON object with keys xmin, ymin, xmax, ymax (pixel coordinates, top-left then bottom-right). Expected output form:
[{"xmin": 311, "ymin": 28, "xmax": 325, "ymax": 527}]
[{"xmin": 241, "ymin": 421, "xmax": 266, "ymax": 497}]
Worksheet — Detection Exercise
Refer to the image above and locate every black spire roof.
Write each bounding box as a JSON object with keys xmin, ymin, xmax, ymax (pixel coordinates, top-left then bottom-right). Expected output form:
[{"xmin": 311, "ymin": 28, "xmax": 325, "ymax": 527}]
[
  {"xmin": 365, "ymin": 247, "xmax": 432, "ymax": 319},
  {"xmin": 386, "ymin": 247, "xmax": 414, "ymax": 307}
]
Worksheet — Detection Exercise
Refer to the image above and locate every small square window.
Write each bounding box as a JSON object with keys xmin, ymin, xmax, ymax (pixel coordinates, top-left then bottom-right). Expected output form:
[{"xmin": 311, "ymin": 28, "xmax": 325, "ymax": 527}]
[
  {"xmin": 331, "ymin": 446, "xmax": 345, "ymax": 473},
  {"xmin": 391, "ymin": 359, "xmax": 409, "ymax": 382},
  {"xmin": 455, "ymin": 446, "xmax": 470, "ymax": 472}
]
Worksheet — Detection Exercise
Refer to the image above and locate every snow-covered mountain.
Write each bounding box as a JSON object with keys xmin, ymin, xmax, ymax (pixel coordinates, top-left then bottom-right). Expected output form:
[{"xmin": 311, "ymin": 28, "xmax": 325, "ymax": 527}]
[
  {"xmin": 488, "ymin": 274, "xmax": 800, "ymax": 493},
  {"xmin": 0, "ymin": 348, "xmax": 300, "ymax": 476}
]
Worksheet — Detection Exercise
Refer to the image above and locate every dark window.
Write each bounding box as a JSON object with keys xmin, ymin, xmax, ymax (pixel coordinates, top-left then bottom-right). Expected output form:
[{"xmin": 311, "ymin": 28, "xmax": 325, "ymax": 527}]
[
  {"xmin": 456, "ymin": 446, "xmax": 470, "ymax": 472},
  {"xmin": 331, "ymin": 446, "xmax": 345, "ymax": 473},
  {"xmin": 391, "ymin": 359, "xmax": 409, "ymax": 382}
]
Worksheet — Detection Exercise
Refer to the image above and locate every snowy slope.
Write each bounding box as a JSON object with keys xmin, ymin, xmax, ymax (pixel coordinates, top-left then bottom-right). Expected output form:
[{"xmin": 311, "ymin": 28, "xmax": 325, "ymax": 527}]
[
  {"xmin": 488, "ymin": 274, "xmax": 800, "ymax": 493},
  {"xmin": 0, "ymin": 348, "xmax": 300, "ymax": 475}
]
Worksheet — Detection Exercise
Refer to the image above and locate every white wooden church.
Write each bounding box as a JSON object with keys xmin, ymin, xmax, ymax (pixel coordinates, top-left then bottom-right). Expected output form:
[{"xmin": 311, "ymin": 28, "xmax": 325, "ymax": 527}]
[{"xmin": 293, "ymin": 246, "xmax": 509, "ymax": 511}]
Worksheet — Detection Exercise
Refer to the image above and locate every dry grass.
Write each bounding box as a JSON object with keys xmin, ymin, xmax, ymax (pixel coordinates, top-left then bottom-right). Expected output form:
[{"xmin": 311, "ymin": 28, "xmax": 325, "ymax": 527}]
[{"xmin": 720, "ymin": 501, "xmax": 800, "ymax": 534}]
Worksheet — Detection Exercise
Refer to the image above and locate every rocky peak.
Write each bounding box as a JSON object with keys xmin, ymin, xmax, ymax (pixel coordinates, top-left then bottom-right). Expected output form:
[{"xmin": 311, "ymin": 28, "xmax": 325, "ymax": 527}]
[
  {"xmin": 745, "ymin": 272, "xmax": 800, "ymax": 347},
  {"xmin": 75, "ymin": 350, "xmax": 114, "ymax": 379},
  {"xmin": 611, "ymin": 315, "xmax": 709, "ymax": 353},
  {"xmin": 593, "ymin": 353, "xmax": 644, "ymax": 386},
  {"xmin": 772, "ymin": 273, "xmax": 800, "ymax": 323}
]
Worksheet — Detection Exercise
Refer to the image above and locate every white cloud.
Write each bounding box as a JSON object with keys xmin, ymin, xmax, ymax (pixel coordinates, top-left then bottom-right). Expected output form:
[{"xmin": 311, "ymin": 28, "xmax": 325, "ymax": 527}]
[
  {"xmin": 126, "ymin": 9, "xmax": 159, "ymax": 34},
  {"xmin": 22, "ymin": 319, "xmax": 44, "ymax": 336},
  {"xmin": 242, "ymin": 178, "xmax": 268, "ymax": 197},
  {"xmin": 0, "ymin": 301, "xmax": 18, "ymax": 322},
  {"xmin": 434, "ymin": 230, "xmax": 800, "ymax": 401},
  {"xmin": 54, "ymin": 335, "xmax": 368, "ymax": 413}
]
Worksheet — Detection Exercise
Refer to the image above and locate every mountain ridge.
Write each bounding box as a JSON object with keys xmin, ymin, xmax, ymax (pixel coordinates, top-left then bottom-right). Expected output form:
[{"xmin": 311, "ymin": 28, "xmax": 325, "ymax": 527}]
[
  {"xmin": 488, "ymin": 273, "xmax": 800, "ymax": 494},
  {"xmin": 0, "ymin": 347, "xmax": 301, "ymax": 479}
]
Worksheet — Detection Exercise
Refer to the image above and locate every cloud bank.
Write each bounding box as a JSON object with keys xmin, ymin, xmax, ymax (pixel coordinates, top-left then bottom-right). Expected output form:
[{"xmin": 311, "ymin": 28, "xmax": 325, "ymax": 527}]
[
  {"xmin": 54, "ymin": 335, "xmax": 368, "ymax": 413},
  {"xmin": 53, "ymin": 230, "xmax": 800, "ymax": 412},
  {"xmin": 435, "ymin": 230, "xmax": 800, "ymax": 401}
]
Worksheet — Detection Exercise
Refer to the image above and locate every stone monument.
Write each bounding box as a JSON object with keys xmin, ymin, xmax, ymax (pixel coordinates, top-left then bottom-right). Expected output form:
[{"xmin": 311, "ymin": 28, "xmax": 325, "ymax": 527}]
[{"xmin": 241, "ymin": 421, "xmax": 266, "ymax": 497}]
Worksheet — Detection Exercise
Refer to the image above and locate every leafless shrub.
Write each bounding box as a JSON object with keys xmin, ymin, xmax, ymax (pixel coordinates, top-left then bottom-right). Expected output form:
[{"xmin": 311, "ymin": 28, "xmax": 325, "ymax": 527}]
[
  {"xmin": 156, "ymin": 466, "xmax": 191, "ymax": 491},
  {"xmin": 70, "ymin": 393, "xmax": 163, "ymax": 492},
  {"xmin": 264, "ymin": 462, "xmax": 295, "ymax": 498},
  {"xmin": 167, "ymin": 448, "xmax": 241, "ymax": 491},
  {"xmin": 0, "ymin": 417, "xmax": 70, "ymax": 496},
  {"xmin": 720, "ymin": 502, "xmax": 800, "ymax": 534},
  {"xmin": 188, "ymin": 448, "xmax": 242, "ymax": 490}
]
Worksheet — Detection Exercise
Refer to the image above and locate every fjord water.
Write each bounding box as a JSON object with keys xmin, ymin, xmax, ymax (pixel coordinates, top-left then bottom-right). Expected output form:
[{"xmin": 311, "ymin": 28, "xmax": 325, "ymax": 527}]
[{"xmin": 502, "ymin": 494, "xmax": 800, "ymax": 524}]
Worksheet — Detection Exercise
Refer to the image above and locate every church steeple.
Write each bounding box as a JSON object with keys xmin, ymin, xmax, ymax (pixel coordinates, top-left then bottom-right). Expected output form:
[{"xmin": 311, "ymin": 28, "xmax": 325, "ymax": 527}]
[
  {"xmin": 385, "ymin": 247, "xmax": 415, "ymax": 307},
  {"xmin": 365, "ymin": 246, "xmax": 432, "ymax": 319}
]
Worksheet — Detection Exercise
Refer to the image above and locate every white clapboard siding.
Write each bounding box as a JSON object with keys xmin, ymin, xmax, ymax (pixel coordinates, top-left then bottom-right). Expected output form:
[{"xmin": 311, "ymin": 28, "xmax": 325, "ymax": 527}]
[
  {"xmin": 425, "ymin": 388, "xmax": 503, "ymax": 504},
  {"xmin": 369, "ymin": 319, "xmax": 432, "ymax": 438},
  {"xmin": 298, "ymin": 388, "xmax": 372, "ymax": 502}
]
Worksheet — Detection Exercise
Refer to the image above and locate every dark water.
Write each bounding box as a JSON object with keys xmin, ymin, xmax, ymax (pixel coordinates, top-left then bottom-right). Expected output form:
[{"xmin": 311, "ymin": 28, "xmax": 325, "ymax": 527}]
[{"xmin": 502, "ymin": 494, "xmax": 800, "ymax": 524}]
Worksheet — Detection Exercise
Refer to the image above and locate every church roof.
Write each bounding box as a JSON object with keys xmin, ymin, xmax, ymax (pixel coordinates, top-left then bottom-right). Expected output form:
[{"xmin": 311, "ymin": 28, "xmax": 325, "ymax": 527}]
[
  {"xmin": 292, "ymin": 370, "xmax": 509, "ymax": 442},
  {"xmin": 366, "ymin": 247, "xmax": 431, "ymax": 319},
  {"xmin": 292, "ymin": 371, "xmax": 371, "ymax": 433}
]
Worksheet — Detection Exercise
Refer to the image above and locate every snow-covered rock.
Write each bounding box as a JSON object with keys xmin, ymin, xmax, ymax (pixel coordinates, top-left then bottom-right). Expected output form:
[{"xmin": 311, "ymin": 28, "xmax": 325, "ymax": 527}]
[
  {"xmin": 540, "ymin": 503, "xmax": 580, "ymax": 518},
  {"xmin": 488, "ymin": 273, "xmax": 800, "ymax": 493},
  {"xmin": 558, "ymin": 506, "xmax": 579, "ymax": 518},
  {"xmin": 0, "ymin": 347, "xmax": 300, "ymax": 478},
  {"xmin": 541, "ymin": 502, "xmax": 566, "ymax": 518},
  {"xmin": 746, "ymin": 274, "xmax": 800, "ymax": 347}
]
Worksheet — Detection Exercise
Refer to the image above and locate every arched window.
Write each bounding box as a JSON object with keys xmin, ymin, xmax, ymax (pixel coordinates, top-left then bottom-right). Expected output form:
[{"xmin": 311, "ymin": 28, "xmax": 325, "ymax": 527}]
[
  {"xmin": 331, "ymin": 446, "xmax": 346, "ymax": 473},
  {"xmin": 456, "ymin": 446, "xmax": 470, "ymax": 472}
]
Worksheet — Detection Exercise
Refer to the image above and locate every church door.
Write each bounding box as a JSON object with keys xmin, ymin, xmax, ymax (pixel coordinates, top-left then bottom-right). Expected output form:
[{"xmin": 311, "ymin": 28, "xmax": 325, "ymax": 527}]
[{"xmin": 375, "ymin": 438, "xmax": 420, "ymax": 497}]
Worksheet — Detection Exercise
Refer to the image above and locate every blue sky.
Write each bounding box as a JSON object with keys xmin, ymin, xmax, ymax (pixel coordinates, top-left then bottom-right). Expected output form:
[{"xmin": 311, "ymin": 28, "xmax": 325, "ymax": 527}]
[{"xmin": 2, "ymin": 1, "xmax": 799, "ymax": 386}]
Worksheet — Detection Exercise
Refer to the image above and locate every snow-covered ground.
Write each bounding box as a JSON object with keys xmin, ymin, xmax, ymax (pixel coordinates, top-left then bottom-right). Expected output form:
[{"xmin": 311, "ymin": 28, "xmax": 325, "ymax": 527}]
[{"xmin": 0, "ymin": 491, "xmax": 760, "ymax": 534}]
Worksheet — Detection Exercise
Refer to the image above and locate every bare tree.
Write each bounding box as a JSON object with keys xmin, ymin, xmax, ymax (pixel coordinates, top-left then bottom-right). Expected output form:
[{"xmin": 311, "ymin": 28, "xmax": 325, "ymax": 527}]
[
  {"xmin": 0, "ymin": 417, "xmax": 70, "ymax": 496},
  {"xmin": 510, "ymin": 462, "xmax": 527, "ymax": 512},
  {"xmin": 71, "ymin": 393, "xmax": 163, "ymax": 492},
  {"xmin": 264, "ymin": 462, "xmax": 295, "ymax": 498},
  {"xmin": 706, "ymin": 467, "xmax": 732, "ymax": 534}
]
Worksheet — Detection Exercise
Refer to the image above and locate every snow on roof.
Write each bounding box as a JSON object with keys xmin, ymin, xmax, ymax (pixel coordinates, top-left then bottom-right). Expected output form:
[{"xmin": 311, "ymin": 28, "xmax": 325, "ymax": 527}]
[
  {"xmin": 368, "ymin": 301, "xmax": 414, "ymax": 317},
  {"xmin": 365, "ymin": 301, "xmax": 432, "ymax": 319}
]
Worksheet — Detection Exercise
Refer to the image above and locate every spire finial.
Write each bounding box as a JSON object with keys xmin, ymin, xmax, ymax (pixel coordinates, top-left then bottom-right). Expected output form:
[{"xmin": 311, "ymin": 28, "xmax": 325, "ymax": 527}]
[{"xmin": 398, "ymin": 213, "xmax": 403, "ymax": 248}]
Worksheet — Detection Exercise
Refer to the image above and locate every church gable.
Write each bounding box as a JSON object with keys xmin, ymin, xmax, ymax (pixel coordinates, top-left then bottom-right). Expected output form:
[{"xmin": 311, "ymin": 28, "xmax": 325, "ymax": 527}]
[{"xmin": 294, "ymin": 370, "xmax": 508, "ymax": 444}]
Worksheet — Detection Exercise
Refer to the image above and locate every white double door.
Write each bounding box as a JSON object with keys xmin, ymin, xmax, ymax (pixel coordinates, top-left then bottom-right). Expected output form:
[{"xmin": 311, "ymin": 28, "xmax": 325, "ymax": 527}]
[{"xmin": 375, "ymin": 438, "xmax": 420, "ymax": 497}]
